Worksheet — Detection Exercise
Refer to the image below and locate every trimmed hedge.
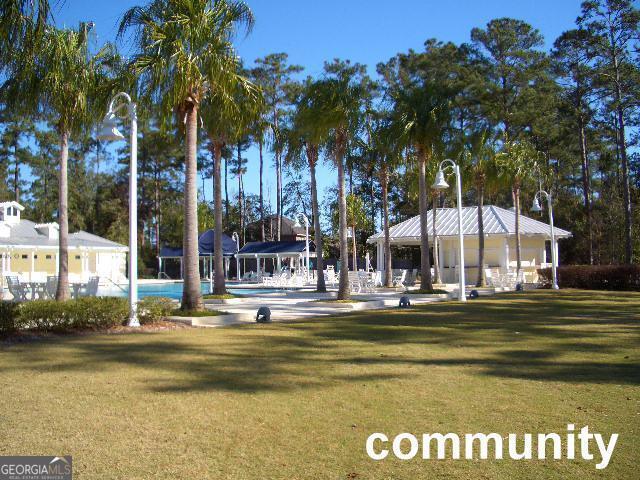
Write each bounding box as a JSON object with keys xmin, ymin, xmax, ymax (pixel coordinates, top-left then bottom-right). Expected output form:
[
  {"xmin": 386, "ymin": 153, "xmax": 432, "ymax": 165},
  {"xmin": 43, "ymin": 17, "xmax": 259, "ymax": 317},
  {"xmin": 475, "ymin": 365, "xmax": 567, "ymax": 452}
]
[
  {"xmin": 0, "ymin": 296, "xmax": 176, "ymax": 335},
  {"xmin": 538, "ymin": 265, "xmax": 640, "ymax": 291},
  {"xmin": 17, "ymin": 297, "xmax": 130, "ymax": 332},
  {"xmin": 137, "ymin": 297, "xmax": 175, "ymax": 325}
]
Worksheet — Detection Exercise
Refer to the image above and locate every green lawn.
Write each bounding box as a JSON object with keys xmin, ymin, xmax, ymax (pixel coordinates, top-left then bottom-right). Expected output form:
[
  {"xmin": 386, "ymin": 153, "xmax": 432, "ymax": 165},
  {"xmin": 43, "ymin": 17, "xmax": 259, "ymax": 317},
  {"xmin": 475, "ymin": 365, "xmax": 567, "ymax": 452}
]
[{"xmin": 1, "ymin": 290, "xmax": 638, "ymax": 479}]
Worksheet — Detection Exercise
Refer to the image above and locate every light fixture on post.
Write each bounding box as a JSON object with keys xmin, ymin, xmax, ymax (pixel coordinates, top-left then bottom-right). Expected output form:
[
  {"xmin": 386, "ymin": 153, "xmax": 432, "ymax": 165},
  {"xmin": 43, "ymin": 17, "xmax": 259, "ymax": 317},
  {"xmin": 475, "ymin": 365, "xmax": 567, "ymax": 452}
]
[
  {"xmin": 294, "ymin": 213, "xmax": 310, "ymax": 283},
  {"xmin": 231, "ymin": 232, "xmax": 240, "ymax": 281},
  {"xmin": 532, "ymin": 190, "xmax": 559, "ymax": 290},
  {"xmin": 432, "ymin": 158, "xmax": 466, "ymax": 302},
  {"xmin": 97, "ymin": 92, "xmax": 139, "ymax": 326}
]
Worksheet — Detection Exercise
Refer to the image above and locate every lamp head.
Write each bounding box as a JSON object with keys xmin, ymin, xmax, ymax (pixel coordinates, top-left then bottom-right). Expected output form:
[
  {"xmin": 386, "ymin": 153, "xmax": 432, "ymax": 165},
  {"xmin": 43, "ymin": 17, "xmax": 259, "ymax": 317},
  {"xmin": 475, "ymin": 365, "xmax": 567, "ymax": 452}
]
[
  {"xmin": 97, "ymin": 111, "xmax": 125, "ymax": 141},
  {"xmin": 531, "ymin": 196, "xmax": 543, "ymax": 213},
  {"xmin": 431, "ymin": 169, "xmax": 449, "ymax": 190}
]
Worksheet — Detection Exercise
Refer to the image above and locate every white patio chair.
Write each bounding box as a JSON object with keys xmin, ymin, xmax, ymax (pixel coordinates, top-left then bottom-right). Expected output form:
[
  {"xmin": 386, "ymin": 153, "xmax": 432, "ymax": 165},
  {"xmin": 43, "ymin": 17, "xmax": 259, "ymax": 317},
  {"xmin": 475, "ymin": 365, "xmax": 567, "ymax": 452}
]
[
  {"xmin": 392, "ymin": 270, "xmax": 407, "ymax": 288},
  {"xmin": 348, "ymin": 271, "xmax": 363, "ymax": 293}
]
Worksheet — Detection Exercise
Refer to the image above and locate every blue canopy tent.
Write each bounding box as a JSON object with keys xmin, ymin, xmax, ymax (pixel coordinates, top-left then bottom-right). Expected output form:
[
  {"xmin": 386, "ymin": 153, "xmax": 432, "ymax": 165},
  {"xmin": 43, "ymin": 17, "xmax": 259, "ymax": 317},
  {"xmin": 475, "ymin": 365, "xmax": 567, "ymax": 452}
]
[{"xmin": 158, "ymin": 230, "xmax": 238, "ymax": 280}]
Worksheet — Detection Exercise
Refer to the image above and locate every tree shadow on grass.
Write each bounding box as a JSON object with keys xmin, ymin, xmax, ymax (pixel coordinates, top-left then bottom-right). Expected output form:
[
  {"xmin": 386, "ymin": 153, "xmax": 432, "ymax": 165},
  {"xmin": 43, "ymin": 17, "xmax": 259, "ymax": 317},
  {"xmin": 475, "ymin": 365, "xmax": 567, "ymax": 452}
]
[{"xmin": 1, "ymin": 290, "xmax": 638, "ymax": 392}]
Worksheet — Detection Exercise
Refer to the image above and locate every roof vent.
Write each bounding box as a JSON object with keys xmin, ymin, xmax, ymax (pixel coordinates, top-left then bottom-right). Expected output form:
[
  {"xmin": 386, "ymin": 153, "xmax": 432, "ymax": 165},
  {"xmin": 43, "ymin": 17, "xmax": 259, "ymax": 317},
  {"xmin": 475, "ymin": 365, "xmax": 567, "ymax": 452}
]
[{"xmin": 35, "ymin": 223, "xmax": 59, "ymax": 239}]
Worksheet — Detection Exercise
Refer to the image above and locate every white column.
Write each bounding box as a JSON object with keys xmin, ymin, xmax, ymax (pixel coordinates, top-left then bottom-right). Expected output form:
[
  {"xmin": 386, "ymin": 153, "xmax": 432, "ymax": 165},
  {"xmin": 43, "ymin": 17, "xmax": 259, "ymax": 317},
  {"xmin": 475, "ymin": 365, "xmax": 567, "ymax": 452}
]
[
  {"xmin": 256, "ymin": 254, "xmax": 262, "ymax": 280},
  {"xmin": 448, "ymin": 240, "xmax": 455, "ymax": 283},
  {"xmin": 501, "ymin": 237, "xmax": 509, "ymax": 271},
  {"xmin": 554, "ymin": 241, "xmax": 560, "ymax": 266},
  {"xmin": 437, "ymin": 237, "xmax": 444, "ymax": 282},
  {"xmin": 30, "ymin": 249, "xmax": 35, "ymax": 281},
  {"xmin": 81, "ymin": 250, "xmax": 87, "ymax": 281}
]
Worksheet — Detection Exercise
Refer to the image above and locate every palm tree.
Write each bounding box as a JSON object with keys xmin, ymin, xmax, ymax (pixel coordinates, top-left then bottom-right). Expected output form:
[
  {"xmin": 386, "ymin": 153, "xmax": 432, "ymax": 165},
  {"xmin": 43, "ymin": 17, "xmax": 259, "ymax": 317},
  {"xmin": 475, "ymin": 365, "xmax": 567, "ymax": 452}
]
[
  {"xmin": 496, "ymin": 139, "xmax": 540, "ymax": 275},
  {"xmin": 202, "ymin": 74, "xmax": 261, "ymax": 295},
  {"xmin": 0, "ymin": 0, "xmax": 50, "ymax": 61},
  {"xmin": 301, "ymin": 63, "xmax": 369, "ymax": 300},
  {"xmin": 119, "ymin": 0, "xmax": 254, "ymax": 310},
  {"xmin": 464, "ymin": 129, "xmax": 497, "ymax": 287},
  {"xmin": 287, "ymin": 80, "xmax": 331, "ymax": 292},
  {"xmin": 391, "ymin": 82, "xmax": 450, "ymax": 293},
  {"xmin": 369, "ymin": 119, "xmax": 402, "ymax": 287},
  {"xmin": 5, "ymin": 23, "xmax": 113, "ymax": 300}
]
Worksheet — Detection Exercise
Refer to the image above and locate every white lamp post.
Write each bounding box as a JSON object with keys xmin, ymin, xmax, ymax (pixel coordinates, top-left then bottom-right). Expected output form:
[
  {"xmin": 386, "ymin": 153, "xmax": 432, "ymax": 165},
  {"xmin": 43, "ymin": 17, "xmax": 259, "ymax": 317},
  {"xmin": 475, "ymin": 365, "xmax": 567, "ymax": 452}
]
[
  {"xmin": 98, "ymin": 92, "xmax": 139, "ymax": 326},
  {"xmin": 294, "ymin": 213, "xmax": 310, "ymax": 283},
  {"xmin": 432, "ymin": 159, "xmax": 466, "ymax": 302},
  {"xmin": 531, "ymin": 190, "xmax": 559, "ymax": 290},
  {"xmin": 231, "ymin": 232, "xmax": 240, "ymax": 281}
]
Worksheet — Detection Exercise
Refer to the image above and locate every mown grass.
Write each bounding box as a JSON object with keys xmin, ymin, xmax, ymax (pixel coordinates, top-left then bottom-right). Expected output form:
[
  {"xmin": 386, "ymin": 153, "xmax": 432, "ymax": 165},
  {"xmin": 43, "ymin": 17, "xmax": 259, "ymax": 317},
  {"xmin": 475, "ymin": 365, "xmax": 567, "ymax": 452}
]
[{"xmin": 0, "ymin": 290, "xmax": 638, "ymax": 479}]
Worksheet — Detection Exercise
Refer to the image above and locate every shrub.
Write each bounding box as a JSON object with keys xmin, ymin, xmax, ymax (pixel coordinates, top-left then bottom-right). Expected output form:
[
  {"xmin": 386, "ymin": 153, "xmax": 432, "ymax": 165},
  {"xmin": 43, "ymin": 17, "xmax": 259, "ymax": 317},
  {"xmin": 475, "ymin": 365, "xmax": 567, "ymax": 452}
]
[
  {"xmin": 137, "ymin": 297, "xmax": 175, "ymax": 325},
  {"xmin": 538, "ymin": 265, "xmax": 640, "ymax": 291},
  {"xmin": 17, "ymin": 297, "xmax": 129, "ymax": 333},
  {"xmin": 0, "ymin": 302, "xmax": 20, "ymax": 335}
]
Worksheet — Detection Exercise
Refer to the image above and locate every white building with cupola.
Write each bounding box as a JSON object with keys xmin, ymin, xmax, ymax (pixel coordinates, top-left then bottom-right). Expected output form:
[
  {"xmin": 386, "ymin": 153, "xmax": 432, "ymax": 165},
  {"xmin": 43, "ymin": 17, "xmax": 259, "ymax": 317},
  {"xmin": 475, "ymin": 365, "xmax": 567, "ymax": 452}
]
[{"xmin": 0, "ymin": 201, "xmax": 128, "ymax": 287}]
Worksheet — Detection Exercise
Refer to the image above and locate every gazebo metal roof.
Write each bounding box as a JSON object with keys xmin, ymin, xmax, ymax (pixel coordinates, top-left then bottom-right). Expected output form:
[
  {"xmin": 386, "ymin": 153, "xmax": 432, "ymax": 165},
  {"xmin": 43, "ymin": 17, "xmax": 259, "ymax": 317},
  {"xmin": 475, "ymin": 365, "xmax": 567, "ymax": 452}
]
[{"xmin": 367, "ymin": 205, "xmax": 571, "ymax": 243}]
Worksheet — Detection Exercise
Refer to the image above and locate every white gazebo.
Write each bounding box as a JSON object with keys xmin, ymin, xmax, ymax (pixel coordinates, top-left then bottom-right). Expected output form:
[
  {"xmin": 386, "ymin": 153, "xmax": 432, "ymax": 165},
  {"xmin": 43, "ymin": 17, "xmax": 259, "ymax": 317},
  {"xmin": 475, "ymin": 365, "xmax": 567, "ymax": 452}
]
[{"xmin": 368, "ymin": 205, "xmax": 571, "ymax": 284}]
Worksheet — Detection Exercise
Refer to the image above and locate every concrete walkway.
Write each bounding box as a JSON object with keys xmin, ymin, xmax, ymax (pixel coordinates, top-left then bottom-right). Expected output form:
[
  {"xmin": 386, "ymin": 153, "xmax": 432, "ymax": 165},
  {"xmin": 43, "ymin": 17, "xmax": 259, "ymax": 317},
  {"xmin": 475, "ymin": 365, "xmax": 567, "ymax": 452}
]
[{"xmin": 168, "ymin": 286, "xmax": 506, "ymax": 328}]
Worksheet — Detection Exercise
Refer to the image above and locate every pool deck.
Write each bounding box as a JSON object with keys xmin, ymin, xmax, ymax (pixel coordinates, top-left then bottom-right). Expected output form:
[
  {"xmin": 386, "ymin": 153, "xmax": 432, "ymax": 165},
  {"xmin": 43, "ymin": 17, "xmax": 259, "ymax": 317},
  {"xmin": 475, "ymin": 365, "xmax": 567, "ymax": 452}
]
[{"xmin": 167, "ymin": 286, "xmax": 510, "ymax": 328}]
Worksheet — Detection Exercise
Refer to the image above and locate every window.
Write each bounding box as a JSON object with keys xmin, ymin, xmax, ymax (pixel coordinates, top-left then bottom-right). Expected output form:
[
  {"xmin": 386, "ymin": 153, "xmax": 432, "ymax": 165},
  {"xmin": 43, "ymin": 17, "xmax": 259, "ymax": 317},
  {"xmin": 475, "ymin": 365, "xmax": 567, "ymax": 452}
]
[
  {"xmin": 21, "ymin": 254, "xmax": 27, "ymax": 259},
  {"xmin": 33, "ymin": 255, "xmax": 38, "ymax": 259},
  {"xmin": 46, "ymin": 255, "xmax": 52, "ymax": 260},
  {"xmin": 75, "ymin": 255, "xmax": 81, "ymax": 260}
]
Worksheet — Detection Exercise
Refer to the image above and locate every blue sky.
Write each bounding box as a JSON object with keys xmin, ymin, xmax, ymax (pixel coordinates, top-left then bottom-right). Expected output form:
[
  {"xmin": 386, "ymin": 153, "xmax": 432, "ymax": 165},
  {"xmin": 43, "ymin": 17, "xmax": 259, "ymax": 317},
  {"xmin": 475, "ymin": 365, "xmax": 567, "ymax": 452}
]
[{"xmin": 54, "ymin": 0, "xmax": 584, "ymax": 211}]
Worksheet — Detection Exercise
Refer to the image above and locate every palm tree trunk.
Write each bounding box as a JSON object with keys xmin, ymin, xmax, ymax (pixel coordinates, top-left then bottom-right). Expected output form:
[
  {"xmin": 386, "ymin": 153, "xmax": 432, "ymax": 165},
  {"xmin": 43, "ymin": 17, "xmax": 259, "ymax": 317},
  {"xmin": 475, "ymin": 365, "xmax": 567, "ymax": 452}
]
[
  {"xmin": 351, "ymin": 224, "xmax": 357, "ymax": 271},
  {"xmin": 55, "ymin": 130, "xmax": 70, "ymax": 301},
  {"xmin": 213, "ymin": 142, "xmax": 226, "ymax": 295},
  {"xmin": 181, "ymin": 104, "xmax": 203, "ymax": 310},
  {"xmin": 513, "ymin": 184, "xmax": 521, "ymax": 274},
  {"xmin": 336, "ymin": 134, "xmax": 350, "ymax": 300},
  {"xmin": 259, "ymin": 137, "xmax": 265, "ymax": 242},
  {"xmin": 417, "ymin": 146, "xmax": 433, "ymax": 292},
  {"xmin": 237, "ymin": 142, "xmax": 243, "ymax": 243},
  {"xmin": 224, "ymin": 156, "xmax": 229, "ymax": 229},
  {"xmin": 276, "ymin": 152, "xmax": 282, "ymax": 241},
  {"xmin": 309, "ymin": 150, "xmax": 326, "ymax": 292},
  {"xmin": 381, "ymin": 169, "xmax": 392, "ymax": 287},
  {"xmin": 476, "ymin": 183, "xmax": 485, "ymax": 287},
  {"xmin": 432, "ymin": 194, "xmax": 440, "ymax": 284},
  {"xmin": 154, "ymin": 171, "xmax": 161, "ymax": 259}
]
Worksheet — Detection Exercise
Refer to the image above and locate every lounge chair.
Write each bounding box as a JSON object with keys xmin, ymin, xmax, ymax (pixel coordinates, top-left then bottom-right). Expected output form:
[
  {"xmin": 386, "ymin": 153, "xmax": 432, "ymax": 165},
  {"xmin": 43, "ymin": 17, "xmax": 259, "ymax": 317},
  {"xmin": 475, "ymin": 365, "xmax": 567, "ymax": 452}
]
[{"xmin": 6, "ymin": 275, "xmax": 28, "ymax": 301}]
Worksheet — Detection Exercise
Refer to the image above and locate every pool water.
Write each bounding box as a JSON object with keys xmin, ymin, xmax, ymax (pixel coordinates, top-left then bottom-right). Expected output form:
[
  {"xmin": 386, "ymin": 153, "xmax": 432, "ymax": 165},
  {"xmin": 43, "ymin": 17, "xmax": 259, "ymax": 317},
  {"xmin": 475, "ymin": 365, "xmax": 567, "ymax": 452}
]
[{"xmin": 99, "ymin": 282, "xmax": 285, "ymax": 299}]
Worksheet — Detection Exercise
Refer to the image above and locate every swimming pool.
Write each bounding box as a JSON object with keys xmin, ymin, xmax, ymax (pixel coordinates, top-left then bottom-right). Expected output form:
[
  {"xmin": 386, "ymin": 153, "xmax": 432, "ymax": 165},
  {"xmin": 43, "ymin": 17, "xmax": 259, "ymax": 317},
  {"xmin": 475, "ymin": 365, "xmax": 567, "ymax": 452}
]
[{"xmin": 99, "ymin": 281, "xmax": 286, "ymax": 300}]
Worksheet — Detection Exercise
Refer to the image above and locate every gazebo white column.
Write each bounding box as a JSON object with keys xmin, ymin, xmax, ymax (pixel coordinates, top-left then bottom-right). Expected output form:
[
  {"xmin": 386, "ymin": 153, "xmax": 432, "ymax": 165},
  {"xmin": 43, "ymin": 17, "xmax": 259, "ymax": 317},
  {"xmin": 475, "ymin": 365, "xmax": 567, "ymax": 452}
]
[{"xmin": 255, "ymin": 254, "xmax": 262, "ymax": 280}]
